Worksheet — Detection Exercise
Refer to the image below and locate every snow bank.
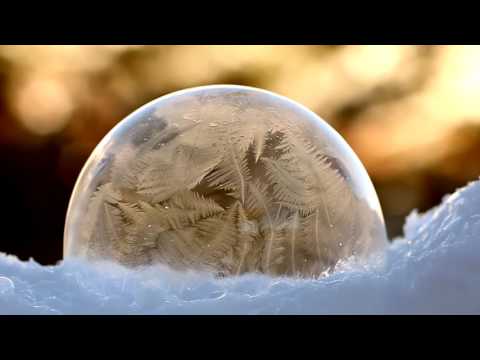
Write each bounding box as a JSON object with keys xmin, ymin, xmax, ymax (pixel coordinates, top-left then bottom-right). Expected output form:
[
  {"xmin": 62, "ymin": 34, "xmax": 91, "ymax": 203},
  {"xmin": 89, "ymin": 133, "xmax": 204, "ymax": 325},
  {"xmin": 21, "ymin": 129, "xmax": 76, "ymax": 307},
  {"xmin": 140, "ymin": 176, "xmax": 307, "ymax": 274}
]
[{"xmin": 1, "ymin": 179, "xmax": 480, "ymax": 314}]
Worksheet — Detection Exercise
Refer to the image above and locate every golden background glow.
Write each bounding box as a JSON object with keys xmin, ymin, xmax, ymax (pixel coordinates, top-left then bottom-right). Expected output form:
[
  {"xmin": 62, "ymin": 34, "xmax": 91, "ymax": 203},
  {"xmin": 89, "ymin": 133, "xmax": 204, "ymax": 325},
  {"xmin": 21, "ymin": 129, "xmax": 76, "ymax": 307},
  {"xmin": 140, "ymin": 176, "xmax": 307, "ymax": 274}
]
[{"xmin": 1, "ymin": 45, "xmax": 479, "ymax": 252}]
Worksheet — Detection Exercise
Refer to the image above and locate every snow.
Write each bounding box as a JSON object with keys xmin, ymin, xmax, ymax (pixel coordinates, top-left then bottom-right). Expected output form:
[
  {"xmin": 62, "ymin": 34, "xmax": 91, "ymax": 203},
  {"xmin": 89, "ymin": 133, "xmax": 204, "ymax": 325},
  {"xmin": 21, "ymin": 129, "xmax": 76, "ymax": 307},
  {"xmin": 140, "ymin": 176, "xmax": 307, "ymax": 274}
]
[{"xmin": 1, "ymin": 179, "xmax": 480, "ymax": 314}]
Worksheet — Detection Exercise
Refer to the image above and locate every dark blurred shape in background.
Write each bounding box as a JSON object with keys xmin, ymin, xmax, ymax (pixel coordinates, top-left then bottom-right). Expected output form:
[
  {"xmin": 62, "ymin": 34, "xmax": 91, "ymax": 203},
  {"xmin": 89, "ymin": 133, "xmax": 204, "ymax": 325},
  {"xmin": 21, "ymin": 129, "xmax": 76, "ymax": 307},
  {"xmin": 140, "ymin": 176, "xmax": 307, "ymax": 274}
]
[{"xmin": 1, "ymin": 45, "xmax": 480, "ymax": 265}]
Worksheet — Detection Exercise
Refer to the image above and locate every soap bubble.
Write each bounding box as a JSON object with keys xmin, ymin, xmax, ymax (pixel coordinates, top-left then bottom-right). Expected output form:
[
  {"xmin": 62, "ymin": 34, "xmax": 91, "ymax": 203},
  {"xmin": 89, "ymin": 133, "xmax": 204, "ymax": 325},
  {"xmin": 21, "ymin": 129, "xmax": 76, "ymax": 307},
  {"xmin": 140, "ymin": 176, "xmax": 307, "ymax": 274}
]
[{"xmin": 64, "ymin": 85, "xmax": 387, "ymax": 277}]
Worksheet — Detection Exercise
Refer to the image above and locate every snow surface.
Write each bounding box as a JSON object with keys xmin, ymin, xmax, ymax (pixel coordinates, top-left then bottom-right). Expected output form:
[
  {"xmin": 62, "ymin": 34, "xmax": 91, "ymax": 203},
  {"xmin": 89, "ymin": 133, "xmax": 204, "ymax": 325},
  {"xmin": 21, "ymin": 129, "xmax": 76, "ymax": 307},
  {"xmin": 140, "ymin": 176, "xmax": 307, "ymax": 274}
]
[{"xmin": 1, "ymin": 179, "xmax": 480, "ymax": 314}]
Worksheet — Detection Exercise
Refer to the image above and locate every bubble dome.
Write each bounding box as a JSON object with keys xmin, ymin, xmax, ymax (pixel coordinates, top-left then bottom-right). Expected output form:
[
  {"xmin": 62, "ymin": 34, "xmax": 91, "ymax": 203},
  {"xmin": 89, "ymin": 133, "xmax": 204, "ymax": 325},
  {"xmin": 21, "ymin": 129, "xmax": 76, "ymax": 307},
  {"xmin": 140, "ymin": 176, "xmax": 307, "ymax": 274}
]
[{"xmin": 64, "ymin": 85, "xmax": 387, "ymax": 278}]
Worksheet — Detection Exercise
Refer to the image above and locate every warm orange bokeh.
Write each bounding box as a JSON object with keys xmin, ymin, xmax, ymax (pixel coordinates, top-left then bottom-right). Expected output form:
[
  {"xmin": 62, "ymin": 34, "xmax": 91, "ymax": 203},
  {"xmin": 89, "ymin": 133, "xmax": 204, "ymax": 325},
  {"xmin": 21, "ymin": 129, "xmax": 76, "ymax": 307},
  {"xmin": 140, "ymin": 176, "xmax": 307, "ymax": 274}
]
[{"xmin": 1, "ymin": 45, "xmax": 479, "ymax": 260}]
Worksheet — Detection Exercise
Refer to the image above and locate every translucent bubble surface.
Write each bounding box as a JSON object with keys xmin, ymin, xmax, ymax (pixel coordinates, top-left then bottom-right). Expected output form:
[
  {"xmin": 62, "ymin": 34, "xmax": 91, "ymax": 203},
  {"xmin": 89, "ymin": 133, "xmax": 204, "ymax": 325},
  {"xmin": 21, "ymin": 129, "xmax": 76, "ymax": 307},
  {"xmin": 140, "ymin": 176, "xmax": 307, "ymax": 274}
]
[{"xmin": 64, "ymin": 85, "xmax": 387, "ymax": 277}]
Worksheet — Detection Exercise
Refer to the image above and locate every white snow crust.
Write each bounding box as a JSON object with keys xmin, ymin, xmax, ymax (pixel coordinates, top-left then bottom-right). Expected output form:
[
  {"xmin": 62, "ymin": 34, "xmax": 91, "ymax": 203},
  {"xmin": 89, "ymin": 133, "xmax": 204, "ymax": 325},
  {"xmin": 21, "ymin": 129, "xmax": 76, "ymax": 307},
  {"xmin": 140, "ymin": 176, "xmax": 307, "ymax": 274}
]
[{"xmin": 2, "ymin": 179, "xmax": 480, "ymax": 314}]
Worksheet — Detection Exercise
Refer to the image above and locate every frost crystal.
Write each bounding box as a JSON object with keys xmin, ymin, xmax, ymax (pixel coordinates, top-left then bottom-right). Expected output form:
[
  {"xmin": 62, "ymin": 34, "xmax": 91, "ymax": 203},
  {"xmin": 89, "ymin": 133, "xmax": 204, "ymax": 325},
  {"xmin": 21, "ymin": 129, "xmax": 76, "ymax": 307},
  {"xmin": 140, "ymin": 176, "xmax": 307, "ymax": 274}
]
[{"xmin": 64, "ymin": 85, "xmax": 387, "ymax": 277}]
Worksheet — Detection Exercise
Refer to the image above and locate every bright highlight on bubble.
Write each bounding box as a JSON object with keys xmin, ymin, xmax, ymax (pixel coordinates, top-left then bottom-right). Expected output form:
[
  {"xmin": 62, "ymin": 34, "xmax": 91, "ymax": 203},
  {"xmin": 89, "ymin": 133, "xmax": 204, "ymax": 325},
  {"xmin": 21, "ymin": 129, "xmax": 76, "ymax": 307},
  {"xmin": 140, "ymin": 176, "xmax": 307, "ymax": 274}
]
[{"xmin": 64, "ymin": 85, "xmax": 387, "ymax": 278}]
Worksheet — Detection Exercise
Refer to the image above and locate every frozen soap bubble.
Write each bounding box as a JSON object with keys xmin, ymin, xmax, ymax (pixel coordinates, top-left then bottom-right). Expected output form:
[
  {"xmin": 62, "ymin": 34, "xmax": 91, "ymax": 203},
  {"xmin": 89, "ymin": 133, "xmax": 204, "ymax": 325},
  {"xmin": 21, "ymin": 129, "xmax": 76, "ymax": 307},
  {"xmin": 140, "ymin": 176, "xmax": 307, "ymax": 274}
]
[{"xmin": 64, "ymin": 85, "xmax": 387, "ymax": 278}]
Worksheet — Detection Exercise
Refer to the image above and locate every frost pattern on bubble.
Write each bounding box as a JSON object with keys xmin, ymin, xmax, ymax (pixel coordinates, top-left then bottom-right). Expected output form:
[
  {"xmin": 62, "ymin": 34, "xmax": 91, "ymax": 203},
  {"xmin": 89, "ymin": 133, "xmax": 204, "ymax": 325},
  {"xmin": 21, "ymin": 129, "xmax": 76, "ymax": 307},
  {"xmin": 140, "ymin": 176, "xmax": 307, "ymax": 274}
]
[{"xmin": 64, "ymin": 85, "xmax": 387, "ymax": 277}]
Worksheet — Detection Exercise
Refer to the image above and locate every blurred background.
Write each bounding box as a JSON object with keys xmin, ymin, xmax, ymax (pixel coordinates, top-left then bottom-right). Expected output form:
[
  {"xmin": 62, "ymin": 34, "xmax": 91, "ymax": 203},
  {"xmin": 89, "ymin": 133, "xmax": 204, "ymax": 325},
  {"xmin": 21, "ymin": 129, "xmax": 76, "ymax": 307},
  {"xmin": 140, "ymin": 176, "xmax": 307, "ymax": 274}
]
[{"xmin": 1, "ymin": 45, "xmax": 480, "ymax": 265}]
